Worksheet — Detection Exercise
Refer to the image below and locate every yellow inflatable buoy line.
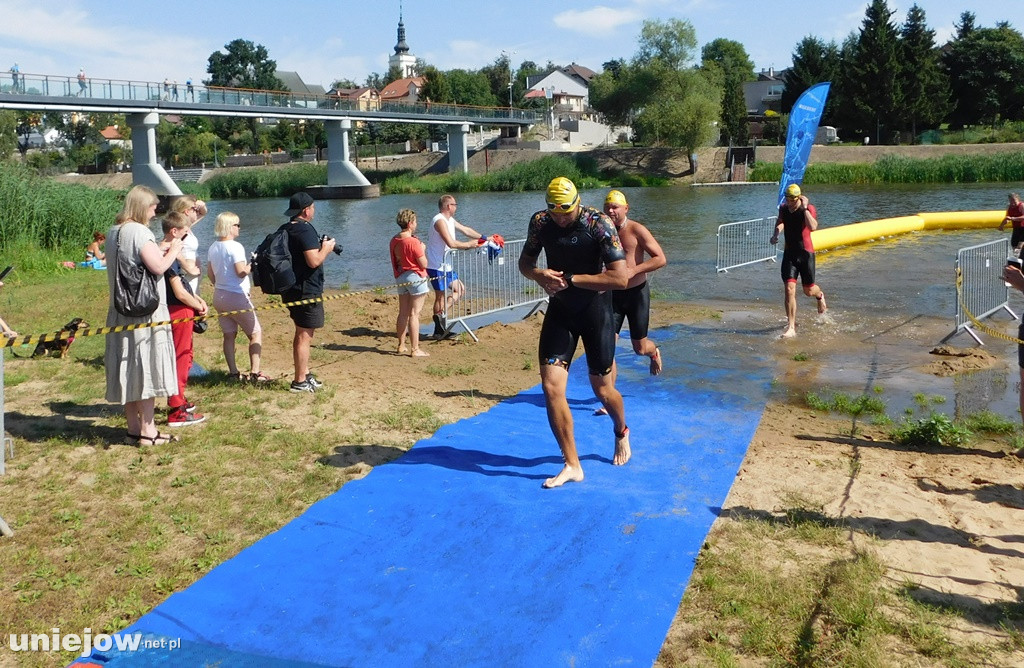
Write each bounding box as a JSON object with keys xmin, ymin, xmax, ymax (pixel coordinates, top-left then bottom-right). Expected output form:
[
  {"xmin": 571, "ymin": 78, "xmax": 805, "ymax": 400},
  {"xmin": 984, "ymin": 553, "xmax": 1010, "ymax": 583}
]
[{"xmin": 809, "ymin": 210, "xmax": 1005, "ymax": 252}]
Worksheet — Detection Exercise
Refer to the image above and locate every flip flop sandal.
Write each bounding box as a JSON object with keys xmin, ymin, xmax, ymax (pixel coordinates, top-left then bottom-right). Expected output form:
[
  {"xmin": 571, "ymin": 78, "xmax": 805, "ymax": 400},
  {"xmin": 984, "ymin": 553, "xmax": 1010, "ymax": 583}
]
[
  {"xmin": 249, "ymin": 371, "xmax": 273, "ymax": 383},
  {"xmin": 136, "ymin": 432, "xmax": 179, "ymax": 446}
]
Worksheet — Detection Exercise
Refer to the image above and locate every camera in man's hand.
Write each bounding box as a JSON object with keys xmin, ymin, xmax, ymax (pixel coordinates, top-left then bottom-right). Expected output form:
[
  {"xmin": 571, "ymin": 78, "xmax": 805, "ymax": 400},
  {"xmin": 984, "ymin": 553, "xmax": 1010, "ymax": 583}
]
[{"xmin": 321, "ymin": 235, "xmax": 343, "ymax": 256}]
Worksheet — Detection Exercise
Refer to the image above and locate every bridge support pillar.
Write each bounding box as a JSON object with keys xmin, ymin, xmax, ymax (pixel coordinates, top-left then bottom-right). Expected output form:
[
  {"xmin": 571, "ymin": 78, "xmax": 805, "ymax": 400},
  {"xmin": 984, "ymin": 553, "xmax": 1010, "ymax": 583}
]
[
  {"xmin": 447, "ymin": 123, "xmax": 470, "ymax": 174},
  {"xmin": 126, "ymin": 112, "xmax": 181, "ymax": 196},
  {"xmin": 325, "ymin": 119, "xmax": 371, "ymax": 186},
  {"xmin": 310, "ymin": 119, "xmax": 378, "ymax": 198}
]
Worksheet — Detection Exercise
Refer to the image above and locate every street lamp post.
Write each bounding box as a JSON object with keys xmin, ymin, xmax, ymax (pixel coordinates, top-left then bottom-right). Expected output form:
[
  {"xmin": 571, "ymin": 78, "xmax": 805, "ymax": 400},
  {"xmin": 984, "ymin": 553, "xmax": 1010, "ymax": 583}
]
[{"xmin": 501, "ymin": 49, "xmax": 517, "ymax": 108}]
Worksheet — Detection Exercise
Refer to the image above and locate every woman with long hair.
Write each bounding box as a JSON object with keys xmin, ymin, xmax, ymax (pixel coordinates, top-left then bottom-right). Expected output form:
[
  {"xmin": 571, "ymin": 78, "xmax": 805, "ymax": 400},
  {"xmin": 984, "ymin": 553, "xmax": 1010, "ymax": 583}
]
[{"xmin": 105, "ymin": 185, "xmax": 184, "ymax": 445}]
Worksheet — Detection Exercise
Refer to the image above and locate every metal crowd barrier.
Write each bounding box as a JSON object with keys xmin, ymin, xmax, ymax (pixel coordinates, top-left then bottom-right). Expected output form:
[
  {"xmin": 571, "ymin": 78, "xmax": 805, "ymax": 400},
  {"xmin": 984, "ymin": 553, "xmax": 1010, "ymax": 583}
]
[
  {"xmin": 442, "ymin": 239, "xmax": 548, "ymax": 341},
  {"xmin": 1, "ymin": 352, "xmax": 13, "ymax": 537},
  {"xmin": 716, "ymin": 216, "xmax": 778, "ymax": 272},
  {"xmin": 943, "ymin": 238, "xmax": 1017, "ymax": 345}
]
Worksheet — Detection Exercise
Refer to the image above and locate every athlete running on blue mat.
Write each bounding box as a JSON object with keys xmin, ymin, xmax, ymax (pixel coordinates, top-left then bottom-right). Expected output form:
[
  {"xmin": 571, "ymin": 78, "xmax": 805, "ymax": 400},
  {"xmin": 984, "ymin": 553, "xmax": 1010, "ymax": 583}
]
[
  {"xmin": 603, "ymin": 189, "xmax": 666, "ymax": 375},
  {"xmin": 519, "ymin": 177, "xmax": 631, "ymax": 488}
]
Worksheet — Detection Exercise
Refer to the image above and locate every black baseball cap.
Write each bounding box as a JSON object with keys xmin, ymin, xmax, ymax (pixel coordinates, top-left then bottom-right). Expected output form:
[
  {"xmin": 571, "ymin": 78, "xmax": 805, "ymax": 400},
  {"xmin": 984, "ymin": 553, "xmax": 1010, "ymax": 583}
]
[{"xmin": 285, "ymin": 192, "xmax": 315, "ymax": 217}]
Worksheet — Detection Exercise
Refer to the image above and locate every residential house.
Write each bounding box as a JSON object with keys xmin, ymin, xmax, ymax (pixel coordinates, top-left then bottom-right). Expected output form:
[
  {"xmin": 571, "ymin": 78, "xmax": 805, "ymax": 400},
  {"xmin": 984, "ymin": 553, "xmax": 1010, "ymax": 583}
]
[
  {"xmin": 743, "ymin": 67, "xmax": 788, "ymax": 140},
  {"xmin": 327, "ymin": 86, "xmax": 380, "ymax": 111},
  {"xmin": 99, "ymin": 125, "xmax": 128, "ymax": 151},
  {"xmin": 380, "ymin": 76, "xmax": 426, "ymax": 105},
  {"xmin": 525, "ymin": 63, "xmax": 597, "ymax": 121},
  {"xmin": 276, "ymin": 70, "xmax": 327, "ymax": 108}
]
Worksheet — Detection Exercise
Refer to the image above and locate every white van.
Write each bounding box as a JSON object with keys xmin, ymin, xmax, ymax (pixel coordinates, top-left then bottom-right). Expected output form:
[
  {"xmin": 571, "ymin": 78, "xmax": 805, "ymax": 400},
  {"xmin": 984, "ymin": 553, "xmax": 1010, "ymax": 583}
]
[{"xmin": 815, "ymin": 126, "xmax": 840, "ymax": 145}]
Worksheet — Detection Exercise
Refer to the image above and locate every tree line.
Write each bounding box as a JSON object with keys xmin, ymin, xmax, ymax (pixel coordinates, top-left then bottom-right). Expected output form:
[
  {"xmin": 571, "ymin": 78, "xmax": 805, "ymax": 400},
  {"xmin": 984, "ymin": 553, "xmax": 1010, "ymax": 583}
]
[{"xmin": 589, "ymin": 2, "xmax": 1024, "ymax": 152}]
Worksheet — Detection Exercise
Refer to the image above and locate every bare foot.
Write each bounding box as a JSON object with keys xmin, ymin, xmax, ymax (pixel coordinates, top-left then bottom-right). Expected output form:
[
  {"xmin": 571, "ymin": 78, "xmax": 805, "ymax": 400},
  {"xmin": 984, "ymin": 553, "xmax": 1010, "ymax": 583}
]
[
  {"xmin": 411, "ymin": 348, "xmax": 429, "ymax": 357},
  {"xmin": 543, "ymin": 464, "xmax": 584, "ymax": 488},
  {"xmin": 649, "ymin": 347, "xmax": 663, "ymax": 376},
  {"xmin": 593, "ymin": 406, "xmax": 609, "ymax": 416},
  {"xmin": 780, "ymin": 327, "xmax": 797, "ymax": 339},
  {"xmin": 613, "ymin": 427, "xmax": 631, "ymax": 466},
  {"xmin": 816, "ymin": 292, "xmax": 827, "ymax": 314},
  {"xmin": 398, "ymin": 344, "xmax": 408, "ymax": 355}
]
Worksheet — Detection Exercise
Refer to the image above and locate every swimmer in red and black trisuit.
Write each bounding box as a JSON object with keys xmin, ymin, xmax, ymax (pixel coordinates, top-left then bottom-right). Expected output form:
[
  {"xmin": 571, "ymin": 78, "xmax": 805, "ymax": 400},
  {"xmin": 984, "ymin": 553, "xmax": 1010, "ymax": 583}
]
[
  {"xmin": 519, "ymin": 177, "xmax": 630, "ymax": 488},
  {"xmin": 770, "ymin": 183, "xmax": 827, "ymax": 338}
]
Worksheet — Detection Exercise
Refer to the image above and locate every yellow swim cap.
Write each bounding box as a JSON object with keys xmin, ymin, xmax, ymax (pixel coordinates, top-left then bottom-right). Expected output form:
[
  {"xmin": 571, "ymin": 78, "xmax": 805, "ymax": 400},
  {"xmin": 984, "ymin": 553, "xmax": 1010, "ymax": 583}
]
[
  {"xmin": 604, "ymin": 190, "xmax": 627, "ymax": 206},
  {"xmin": 546, "ymin": 177, "xmax": 579, "ymax": 211},
  {"xmin": 784, "ymin": 183, "xmax": 802, "ymax": 198}
]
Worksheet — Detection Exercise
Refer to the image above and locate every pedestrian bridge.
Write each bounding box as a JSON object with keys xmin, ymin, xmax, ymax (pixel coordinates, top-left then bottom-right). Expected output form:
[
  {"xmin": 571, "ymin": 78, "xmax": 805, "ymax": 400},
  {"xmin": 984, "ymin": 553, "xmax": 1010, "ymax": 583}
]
[{"xmin": 0, "ymin": 71, "xmax": 542, "ymax": 197}]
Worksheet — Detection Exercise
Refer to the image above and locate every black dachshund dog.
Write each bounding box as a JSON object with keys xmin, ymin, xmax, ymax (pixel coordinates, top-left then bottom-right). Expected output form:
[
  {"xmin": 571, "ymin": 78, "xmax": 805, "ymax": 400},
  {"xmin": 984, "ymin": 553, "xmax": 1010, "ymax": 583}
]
[{"xmin": 32, "ymin": 318, "xmax": 89, "ymax": 359}]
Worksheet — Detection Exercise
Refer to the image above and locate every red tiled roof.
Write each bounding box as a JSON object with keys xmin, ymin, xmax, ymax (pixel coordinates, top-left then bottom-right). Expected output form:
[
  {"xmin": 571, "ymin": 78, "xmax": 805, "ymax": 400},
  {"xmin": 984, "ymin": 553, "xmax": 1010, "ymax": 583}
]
[{"xmin": 380, "ymin": 76, "xmax": 425, "ymax": 100}]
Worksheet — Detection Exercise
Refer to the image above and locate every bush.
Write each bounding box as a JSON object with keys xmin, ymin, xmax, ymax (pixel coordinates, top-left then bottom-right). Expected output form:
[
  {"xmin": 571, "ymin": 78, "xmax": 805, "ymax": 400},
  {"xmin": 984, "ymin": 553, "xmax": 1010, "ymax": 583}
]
[{"xmin": 890, "ymin": 412, "xmax": 971, "ymax": 448}]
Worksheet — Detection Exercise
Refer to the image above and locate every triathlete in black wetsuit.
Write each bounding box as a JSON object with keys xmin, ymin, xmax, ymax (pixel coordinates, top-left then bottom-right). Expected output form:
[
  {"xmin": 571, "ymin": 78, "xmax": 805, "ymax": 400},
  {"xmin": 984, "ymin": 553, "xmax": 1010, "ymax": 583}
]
[
  {"xmin": 523, "ymin": 205, "xmax": 626, "ymax": 374},
  {"xmin": 519, "ymin": 177, "xmax": 631, "ymax": 488}
]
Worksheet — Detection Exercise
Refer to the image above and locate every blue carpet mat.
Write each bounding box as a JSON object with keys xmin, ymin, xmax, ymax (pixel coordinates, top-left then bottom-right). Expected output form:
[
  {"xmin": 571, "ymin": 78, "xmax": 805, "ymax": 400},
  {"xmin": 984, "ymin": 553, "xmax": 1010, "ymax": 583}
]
[{"xmin": 80, "ymin": 327, "xmax": 770, "ymax": 667}]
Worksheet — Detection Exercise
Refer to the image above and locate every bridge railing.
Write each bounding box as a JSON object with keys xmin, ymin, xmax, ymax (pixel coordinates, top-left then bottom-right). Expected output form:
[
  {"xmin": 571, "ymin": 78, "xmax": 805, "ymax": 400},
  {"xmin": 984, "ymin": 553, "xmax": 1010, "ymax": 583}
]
[{"xmin": 1, "ymin": 71, "xmax": 541, "ymax": 122}]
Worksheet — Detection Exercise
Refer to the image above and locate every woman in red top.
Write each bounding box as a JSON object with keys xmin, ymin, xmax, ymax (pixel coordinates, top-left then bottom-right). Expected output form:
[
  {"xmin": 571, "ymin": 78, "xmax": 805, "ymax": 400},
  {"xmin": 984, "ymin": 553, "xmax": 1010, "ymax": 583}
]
[
  {"xmin": 390, "ymin": 209, "xmax": 430, "ymax": 357},
  {"xmin": 999, "ymin": 192, "xmax": 1024, "ymax": 252}
]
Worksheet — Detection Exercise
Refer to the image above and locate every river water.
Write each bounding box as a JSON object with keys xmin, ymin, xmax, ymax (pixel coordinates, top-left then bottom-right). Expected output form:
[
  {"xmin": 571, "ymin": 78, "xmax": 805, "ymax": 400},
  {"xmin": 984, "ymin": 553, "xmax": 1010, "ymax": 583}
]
[{"xmin": 195, "ymin": 181, "xmax": 1024, "ymax": 421}]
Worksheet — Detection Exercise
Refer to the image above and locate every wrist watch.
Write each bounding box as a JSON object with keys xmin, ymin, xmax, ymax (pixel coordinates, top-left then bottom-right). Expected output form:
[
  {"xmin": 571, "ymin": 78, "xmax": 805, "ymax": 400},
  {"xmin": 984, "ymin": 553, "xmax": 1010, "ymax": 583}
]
[{"xmin": 563, "ymin": 272, "xmax": 574, "ymax": 287}]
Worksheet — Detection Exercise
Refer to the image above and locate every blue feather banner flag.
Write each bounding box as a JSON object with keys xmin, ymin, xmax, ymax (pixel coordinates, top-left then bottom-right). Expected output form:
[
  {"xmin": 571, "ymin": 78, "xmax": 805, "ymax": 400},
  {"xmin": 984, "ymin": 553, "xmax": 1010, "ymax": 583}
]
[{"xmin": 778, "ymin": 82, "xmax": 831, "ymax": 206}]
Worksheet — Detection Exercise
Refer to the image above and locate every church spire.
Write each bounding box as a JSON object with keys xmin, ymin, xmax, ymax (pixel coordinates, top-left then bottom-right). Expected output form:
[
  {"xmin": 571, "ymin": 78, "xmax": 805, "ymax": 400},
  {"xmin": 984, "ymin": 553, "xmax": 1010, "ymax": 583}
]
[{"xmin": 394, "ymin": 1, "xmax": 409, "ymax": 55}]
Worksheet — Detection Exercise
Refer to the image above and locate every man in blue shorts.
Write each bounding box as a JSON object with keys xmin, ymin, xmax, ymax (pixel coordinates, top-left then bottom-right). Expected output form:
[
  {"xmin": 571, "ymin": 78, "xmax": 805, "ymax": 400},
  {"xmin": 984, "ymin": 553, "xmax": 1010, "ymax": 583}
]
[
  {"xmin": 519, "ymin": 177, "xmax": 630, "ymax": 488},
  {"xmin": 426, "ymin": 194, "xmax": 487, "ymax": 339},
  {"xmin": 771, "ymin": 183, "xmax": 827, "ymax": 338}
]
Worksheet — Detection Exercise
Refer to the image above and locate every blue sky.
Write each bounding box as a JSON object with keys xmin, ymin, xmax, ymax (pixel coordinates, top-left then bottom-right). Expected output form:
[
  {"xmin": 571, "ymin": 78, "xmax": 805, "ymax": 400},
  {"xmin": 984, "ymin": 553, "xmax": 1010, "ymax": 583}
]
[{"xmin": 0, "ymin": 1, "xmax": 1016, "ymax": 90}]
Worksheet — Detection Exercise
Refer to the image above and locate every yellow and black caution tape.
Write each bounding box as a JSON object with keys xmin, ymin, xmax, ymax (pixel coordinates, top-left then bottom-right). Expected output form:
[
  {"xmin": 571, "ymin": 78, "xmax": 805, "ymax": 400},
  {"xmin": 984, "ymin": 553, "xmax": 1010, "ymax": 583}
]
[
  {"xmin": 955, "ymin": 266, "xmax": 1024, "ymax": 345},
  {"xmin": 3, "ymin": 276, "xmax": 430, "ymax": 349}
]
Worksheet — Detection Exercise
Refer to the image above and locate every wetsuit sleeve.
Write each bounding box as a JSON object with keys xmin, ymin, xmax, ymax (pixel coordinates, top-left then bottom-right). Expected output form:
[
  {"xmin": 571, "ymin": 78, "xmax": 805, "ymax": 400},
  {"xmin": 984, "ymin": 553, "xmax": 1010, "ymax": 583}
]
[
  {"xmin": 522, "ymin": 211, "xmax": 546, "ymax": 258},
  {"xmin": 595, "ymin": 215, "xmax": 626, "ymax": 267}
]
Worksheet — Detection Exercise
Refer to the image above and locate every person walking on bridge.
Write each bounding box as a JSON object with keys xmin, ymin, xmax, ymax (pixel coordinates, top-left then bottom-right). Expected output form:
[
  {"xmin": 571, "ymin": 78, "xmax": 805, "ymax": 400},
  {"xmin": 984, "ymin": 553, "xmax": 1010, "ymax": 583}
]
[
  {"xmin": 76, "ymin": 67, "xmax": 87, "ymax": 96},
  {"xmin": 9, "ymin": 63, "xmax": 20, "ymax": 93},
  {"xmin": 770, "ymin": 183, "xmax": 826, "ymax": 339}
]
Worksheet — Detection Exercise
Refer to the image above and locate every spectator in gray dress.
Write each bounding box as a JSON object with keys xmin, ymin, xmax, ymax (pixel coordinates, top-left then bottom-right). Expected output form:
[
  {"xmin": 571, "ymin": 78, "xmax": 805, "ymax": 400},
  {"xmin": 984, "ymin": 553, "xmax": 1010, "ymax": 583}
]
[{"xmin": 104, "ymin": 185, "xmax": 183, "ymax": 445}]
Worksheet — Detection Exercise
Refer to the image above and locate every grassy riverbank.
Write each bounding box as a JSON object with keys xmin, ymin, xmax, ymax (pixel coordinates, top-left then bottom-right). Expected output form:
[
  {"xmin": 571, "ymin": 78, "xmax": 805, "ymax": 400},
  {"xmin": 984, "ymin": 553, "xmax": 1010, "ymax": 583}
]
[
  {"xmin": 202, "ymin": 153, "xmax": 666, "ymax": 199},
  {"xmin": 0, "ymin": 164, "xmax": 121, "ymax": 269},
  {"xmin": 750, "ymin": 151, "xmax": 1024, "ymax": 184}
]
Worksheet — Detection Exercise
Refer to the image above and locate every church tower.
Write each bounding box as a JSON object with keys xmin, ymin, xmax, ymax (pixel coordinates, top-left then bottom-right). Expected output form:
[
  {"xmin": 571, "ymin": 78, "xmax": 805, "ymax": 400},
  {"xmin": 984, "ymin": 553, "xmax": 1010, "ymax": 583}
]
[{"xmin": 388, "ymin": 1, "xmax": 417, "ymax": 78}]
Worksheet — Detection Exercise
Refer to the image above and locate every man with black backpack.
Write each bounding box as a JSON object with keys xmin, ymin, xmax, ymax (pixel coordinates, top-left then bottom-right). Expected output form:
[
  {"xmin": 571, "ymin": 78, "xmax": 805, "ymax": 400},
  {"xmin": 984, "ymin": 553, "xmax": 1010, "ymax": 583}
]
[{"xmin": 281, "ymin": 192, "xmax": 336, "ymax": 393}]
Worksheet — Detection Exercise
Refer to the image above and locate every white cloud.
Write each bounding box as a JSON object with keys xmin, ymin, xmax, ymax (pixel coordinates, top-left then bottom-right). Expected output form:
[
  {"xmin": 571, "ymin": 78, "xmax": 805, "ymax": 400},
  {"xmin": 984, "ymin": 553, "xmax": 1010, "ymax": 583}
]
[
  {"xmin": 0, "ymin": 0, "xmax": 207, "ymax": 81},
  {"xmin": 553, "ymin": 6, "xmax": 641, "ymax": 35}
]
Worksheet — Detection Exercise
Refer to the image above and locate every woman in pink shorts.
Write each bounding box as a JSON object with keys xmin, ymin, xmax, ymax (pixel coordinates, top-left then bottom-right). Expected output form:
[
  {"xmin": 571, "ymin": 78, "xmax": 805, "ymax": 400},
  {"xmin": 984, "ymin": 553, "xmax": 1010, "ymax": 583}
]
[{"xmin": 206, "ymin": 212, "xmax": 271, "ymax": 383}]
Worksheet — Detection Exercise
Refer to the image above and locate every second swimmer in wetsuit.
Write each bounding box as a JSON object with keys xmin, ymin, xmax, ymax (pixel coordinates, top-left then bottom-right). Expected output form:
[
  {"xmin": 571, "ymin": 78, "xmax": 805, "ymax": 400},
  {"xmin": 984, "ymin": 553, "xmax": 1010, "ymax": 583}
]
[{"xmin": 518, "ymin": 177, "xmax": 630, "ymax": 489}]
